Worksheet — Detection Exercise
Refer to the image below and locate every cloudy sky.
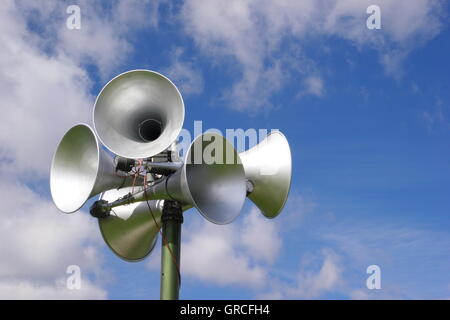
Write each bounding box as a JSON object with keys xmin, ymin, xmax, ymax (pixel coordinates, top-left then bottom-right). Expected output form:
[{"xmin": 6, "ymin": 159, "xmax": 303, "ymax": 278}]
[{"xmin": 0, "ymin": 0, "xmax": 449, "ymax": 299}]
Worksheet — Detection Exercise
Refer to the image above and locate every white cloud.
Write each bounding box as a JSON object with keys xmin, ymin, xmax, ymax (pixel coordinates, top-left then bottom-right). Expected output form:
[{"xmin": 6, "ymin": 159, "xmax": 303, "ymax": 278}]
[
  {"xmin": 349, "ymin": 289, "xmax": 369, "ymax": 300},
  {"xmin": 293, "ymin": 249, "xmax": 343, "ymax": 298},
  {"xmin": 180, "ymin": 0, "xmax": 445, "ymax": 110},
  {"xmin": 309, "ymin": 218, "xmax": 450, "ymax": 299},
  {"xmin": 148, "ymin": 193, "xmax": 318, "ymax": 295},
  {"xmin": 0, "ymin": 1, "xmax": 90, "ymax": 178},
  {"xmin": 0, "ymin": 0, "xmax": 154, "ymax": 178},
  {"xmin": 0, "ymin": 174, "xmax": 107, "ymax": 299},
  {"xmin": 241, "ymin": 208, "xmax": 282, "ymax": 264},
  {"xmin": 255, "ymin": 200, "xmax": 450, "ymax": 299},
  {"xmin": 155, "ymin": 193, "xmax": 314, "ymax": 293},
  {"xmin": 148, "ymin": 193, "xmax": 317, "ymax": 293},
  {"xmin": 165, "ymin": 48, "xmax": 204, "ymax": 96},
  {"xmin": 180, "ymin": 0, "xmax": 284, "ymax": 111},
  {"xmin": 271, "ymin": 248, "xmax": 344, "ymax": 299},
  {"xmin": 0, "ymin": 279, "xmax": 106, "ymax": 300},
  {"xmin": 148, "ymin": 0, "xmax": 170, "ymax": 29},
  {"xmin": 181, "ymin": 221, "xmax": 267, "ymax": 287},
  {"xmin": 16, "ymin": 0, "xmax": 153, "ymax": 78},
  {"xmin": 0, "ymin": 179, "xmax": 98, "ymax": 280},
  {"xmin": 301, "ymin": 76, "xmax": 325, "ymax": 97},
  {"xmin": 323, "ymin": 0, "xmax": 443, "ymax": 44},
  {"xmin": 0, "ymin": 0, "xmax": 155, "ymax": 299},
  {"xmin": 0, "ymin": 0, "xmax": 155, "ymax": 180},
  {"xmin": 56, "ymin": 0, "xmax": 153, "ymax": 78},
  {"xmin": 275, "ymin": 193, "xmax": 316, "ymax": 230},
  {"xmin": 422, "ymin": 98, "xmax": 449, "ymax": 132},
  {"xmin": 148, "ymin": 208, "xmax": 283, "ymax": 288},
  {"xmin": 0, "ymin": 0, "xmax": 155, "ymax": 179}
]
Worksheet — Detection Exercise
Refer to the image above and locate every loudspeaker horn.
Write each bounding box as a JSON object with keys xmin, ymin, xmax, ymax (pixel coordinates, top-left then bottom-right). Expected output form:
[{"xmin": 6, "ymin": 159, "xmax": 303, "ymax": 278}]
[
  {"xmin": 98, "ymin": 187, "xmax": 193, "ymax": 261},
  {"xmin": 98, "ymin": 187, "xmax": 163, "ymax": 261},
  {"xmin": 50, "ymin": 124, "xmax": 141, "ymax": 213},
  {"xmin": 93, "ymin": 70, "xmax": 185, "ymax": 159},
  {"xmin": 167, "ymin": 132, "xmax": 247, "ymax": 224},
  {"xmin": 103, "ymin": 133, "xmax": 247, "ymax": 225},
  {"xmin": 239, "ymin": 130, "xmax": 292, "ymax": 218}
]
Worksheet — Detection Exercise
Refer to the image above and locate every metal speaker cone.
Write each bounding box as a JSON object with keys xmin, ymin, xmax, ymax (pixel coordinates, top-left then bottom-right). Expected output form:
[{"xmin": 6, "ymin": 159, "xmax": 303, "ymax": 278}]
[
  {"xmin": 50, "ymin": 124, "xmax": 140, "ymax": 213},
  {"xmin": 99, "ymin": 187, "xmax": 163, "ymax": 261},
  {"xmin": 239, "ymin": 131, "xmax": 292, "ymax": 218},
  {"xmin": 145, "ymin": 133, "xmax": 246, "ymax": 224},
  {"xmin": 93, "ymin": 70, "xmax": 185, "ymax": 159},
  {"xmin": 170, "ymin": 133, "xmax": 247, "ymax": 224}
]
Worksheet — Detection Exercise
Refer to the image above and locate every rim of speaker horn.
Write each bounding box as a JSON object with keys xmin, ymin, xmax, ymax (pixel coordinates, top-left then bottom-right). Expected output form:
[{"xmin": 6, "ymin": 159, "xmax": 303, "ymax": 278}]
[
  {"xmin": 177, "ymin": 132, "xmax": 247, "ymax": 225},
  {"xmin": 50, "ymin": 123, "xmax": 101, "ymax": 213},
  {"xmin": 93, "ymin": 69, "xmax": 185, "ymax": 159},
  {"xmin": 266, "ymin": 130, "xmax": 292, "ymax": 218},
  {"xmin": 98, "ymin": 187, "xmax": 163, "ymax": 262},
  {"xmin": 240, "ymin": 130, "xmax": 292, "ymax": 218}
]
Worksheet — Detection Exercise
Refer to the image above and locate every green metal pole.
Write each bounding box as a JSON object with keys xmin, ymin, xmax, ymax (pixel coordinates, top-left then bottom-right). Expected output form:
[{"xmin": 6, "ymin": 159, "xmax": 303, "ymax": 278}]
[{"xmin": 160, "ymin": 201, "xmax": 183, "ymax": 300}]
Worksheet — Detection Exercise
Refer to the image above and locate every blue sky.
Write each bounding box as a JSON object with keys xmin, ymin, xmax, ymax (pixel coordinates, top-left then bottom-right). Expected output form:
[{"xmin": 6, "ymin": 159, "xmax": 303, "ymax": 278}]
[{"xmin": 0, "ymin": 0, "xmax": 449, "ymax": 299}]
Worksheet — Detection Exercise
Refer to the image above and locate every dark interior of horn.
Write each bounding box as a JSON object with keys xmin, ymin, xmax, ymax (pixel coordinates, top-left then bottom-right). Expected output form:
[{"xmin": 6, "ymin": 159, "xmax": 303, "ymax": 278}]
[
  {"xmin": 138, "ymin": 118, "xmax": 163, "ymax": 142},
  {"xmin": 127, "ymin": 111, "xmax": 165, "ymax": 144}
]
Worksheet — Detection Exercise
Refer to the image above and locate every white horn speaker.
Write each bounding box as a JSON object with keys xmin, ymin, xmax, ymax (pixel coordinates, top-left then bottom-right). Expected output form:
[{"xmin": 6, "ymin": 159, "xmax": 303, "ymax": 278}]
[
  {"xmin": 50, "ymin": 124, "xmax": 141, "ymax": 213},
  {"xmin": 167, "ymin": 132, "xmax": 247, "ymax": 224},
  {"xmin": 239, "ymin": 130, "xmax": 292, "ymax": 218},
  {"xmin": 93, "ymin": 70, "xmax": 185, "ymax": 159},
  {"xmin": 108, "ymin": 133, "xmax": 247, "ymax": 225},
  {"xmin": 98, "ymin": 187, "xmax": 163, "ymax": 261}
]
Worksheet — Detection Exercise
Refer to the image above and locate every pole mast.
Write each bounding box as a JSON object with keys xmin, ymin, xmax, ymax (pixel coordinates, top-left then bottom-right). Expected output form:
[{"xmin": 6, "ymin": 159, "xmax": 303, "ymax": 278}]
[{"xmin": 160, "ymin": 200, "xmax": 183, "ymax": 300}]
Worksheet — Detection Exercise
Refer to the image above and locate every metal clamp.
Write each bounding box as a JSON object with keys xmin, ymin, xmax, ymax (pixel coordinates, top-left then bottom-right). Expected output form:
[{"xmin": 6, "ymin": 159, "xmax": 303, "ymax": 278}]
[{"xmin": 161, "ymin": 200, "xmax": 183, "ymax": 224}]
